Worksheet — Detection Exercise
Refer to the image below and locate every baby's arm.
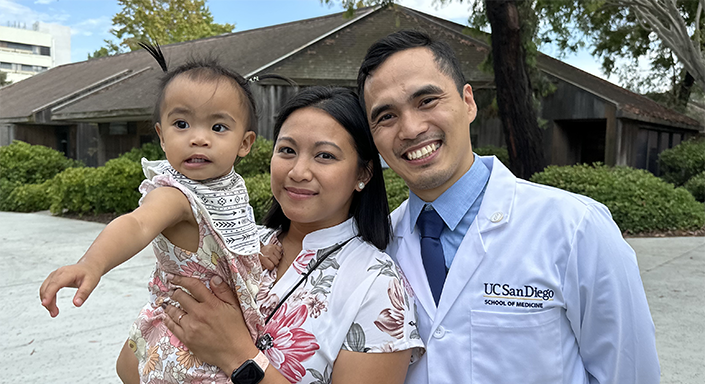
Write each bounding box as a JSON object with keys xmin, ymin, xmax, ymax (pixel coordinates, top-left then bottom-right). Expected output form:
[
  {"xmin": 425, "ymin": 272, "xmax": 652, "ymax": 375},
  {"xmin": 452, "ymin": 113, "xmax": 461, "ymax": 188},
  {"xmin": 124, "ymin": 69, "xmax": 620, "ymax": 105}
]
[
  {"xmin": 259, "ymin": 243, "xmax": 282, "ymax": 271},
  {"xmin": 39, "ymin": 187, "xmax": 194, "ymax": 317}
]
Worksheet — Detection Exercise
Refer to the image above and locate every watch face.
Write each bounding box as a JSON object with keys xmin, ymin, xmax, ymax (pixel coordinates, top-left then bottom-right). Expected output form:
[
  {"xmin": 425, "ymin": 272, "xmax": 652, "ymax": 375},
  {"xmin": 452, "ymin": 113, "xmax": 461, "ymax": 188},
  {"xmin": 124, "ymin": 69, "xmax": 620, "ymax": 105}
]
[{"xmin": 231, "ymin": 360, "xmax": 264, "ymax": 384}]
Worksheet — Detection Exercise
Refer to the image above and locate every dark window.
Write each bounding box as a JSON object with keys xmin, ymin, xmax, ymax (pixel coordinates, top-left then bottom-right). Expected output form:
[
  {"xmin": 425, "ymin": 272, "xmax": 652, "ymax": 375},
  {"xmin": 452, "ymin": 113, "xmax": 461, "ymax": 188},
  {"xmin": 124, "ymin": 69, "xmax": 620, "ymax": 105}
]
[
  {"xmin": 0, "ymin": 62, "xmax": 12, "ymax": 70},
  {"xmin": 40, "ymin": 46, "xmax": 50, "ymax": 56},
  {"xmin": 6, "ymin": 42, "xmax": 33, "ymax": 51},
  {"xmin": 21, "ymin": 64, "xmax": 33, "ymax": 72}
]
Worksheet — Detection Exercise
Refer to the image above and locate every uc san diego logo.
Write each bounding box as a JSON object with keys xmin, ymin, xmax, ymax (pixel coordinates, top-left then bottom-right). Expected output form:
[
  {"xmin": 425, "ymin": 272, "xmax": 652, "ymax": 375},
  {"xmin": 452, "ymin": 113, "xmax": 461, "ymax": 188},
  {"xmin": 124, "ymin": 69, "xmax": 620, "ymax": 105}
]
[{"xmin": 483, "ymin": 283, "xmax": 555, "ymax": 308}]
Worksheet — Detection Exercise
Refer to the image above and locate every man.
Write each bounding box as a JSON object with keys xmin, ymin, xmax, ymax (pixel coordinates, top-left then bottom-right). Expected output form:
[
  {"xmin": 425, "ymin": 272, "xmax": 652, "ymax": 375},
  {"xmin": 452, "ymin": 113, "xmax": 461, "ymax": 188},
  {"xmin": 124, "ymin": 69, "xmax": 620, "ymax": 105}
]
[{"xmin": 358, "ymin": 29, "xmax": 659, "ymax": 384}]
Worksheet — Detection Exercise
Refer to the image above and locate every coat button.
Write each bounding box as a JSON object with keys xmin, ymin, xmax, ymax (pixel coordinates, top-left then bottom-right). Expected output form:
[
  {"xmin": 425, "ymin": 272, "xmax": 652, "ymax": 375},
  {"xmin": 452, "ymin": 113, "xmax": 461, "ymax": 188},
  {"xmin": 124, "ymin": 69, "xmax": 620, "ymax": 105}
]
[
  {"xmin": 433, "ymin": 326, "xmax": 446, "ymax": 339},
  {"xmin": 490, "ymin": 212, "xmax": 503, "ymax": 223}
]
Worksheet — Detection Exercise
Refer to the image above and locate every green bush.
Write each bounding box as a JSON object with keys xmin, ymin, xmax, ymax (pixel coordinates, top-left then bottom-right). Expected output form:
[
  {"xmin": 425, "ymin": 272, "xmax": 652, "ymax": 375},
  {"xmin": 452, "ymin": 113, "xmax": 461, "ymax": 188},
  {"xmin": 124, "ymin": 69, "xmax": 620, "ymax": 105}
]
[
  {"xmin": 0, "ymin": 179, "xmax": 21, "ymax": 211},
  {"xmin": 49, "ymin": 167, "xmax": 97, "ymax": 215},
  {"xmin": 6, "ymin": 180, "xmax": 52, "ymax": 212},
  {"xmin": 118, "ymin": 142, "xmax": 165, "ymax": 162},
  {"xmin": 475, "ymin": 145, "xmax": 510, "ymax": 168},
  {"xmin": 244, "ymin": 172, "xmax": 273, "ymax": 223},
  {"xmin": 531, "ymin": 163, "xmax": 705, "ymax": 234},
  {"xmin": 684, "ymin": 171, "xmax": 705, "ymax": 202},
  {"xmin": 0, "ymin": 140, "xmax": 81, "ymax": 184},
  {"xmin": 86, "ymin": 157, "xmax": 143, "ymax": 214},
  {"xmin": 235, "ymin": 137, "xmax": 273, "ymax": 178},
  {"xmin": 658, "ymin": 137, "xmax": 705, "ymax": 186},
  {"xmin": 384, "ymin": 168, "xmax": 409, "ymax": 211}
]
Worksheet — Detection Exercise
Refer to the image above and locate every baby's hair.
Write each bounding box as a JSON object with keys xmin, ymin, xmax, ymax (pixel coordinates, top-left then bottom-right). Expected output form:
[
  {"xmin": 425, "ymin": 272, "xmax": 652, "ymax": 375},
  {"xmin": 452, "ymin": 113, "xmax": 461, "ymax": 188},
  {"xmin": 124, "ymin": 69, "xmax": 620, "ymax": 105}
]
[{"xmin": 139, "ymin": 42, "xmax": 295, "ymax": 134}]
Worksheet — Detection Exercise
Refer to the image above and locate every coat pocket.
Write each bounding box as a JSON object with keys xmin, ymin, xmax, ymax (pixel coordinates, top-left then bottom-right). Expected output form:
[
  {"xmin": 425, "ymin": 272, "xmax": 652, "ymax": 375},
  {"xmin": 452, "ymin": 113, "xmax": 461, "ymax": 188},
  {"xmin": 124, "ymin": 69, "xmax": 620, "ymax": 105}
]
[{"xmin": 470, "ymin": 307, "xmax": 563, "ymax": 384}]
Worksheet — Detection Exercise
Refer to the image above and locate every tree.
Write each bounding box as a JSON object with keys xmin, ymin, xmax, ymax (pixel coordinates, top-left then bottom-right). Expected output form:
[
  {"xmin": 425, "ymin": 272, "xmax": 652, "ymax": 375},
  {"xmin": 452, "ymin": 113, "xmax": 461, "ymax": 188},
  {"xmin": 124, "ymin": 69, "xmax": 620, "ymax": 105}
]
[
  {"xmin": 88, "ymin": 0, "xmax": 234, "ymax": 59},
  {"xmin": 533, "ymin": 0, "xmax": 705, "ymax": 110},
  {"xmin": 612, "ymin": 0, "xmax": 705, "ymax": 92},
  {"xmin": 0, "ymin": 71, "xmax": 11, "ymax": 87}
]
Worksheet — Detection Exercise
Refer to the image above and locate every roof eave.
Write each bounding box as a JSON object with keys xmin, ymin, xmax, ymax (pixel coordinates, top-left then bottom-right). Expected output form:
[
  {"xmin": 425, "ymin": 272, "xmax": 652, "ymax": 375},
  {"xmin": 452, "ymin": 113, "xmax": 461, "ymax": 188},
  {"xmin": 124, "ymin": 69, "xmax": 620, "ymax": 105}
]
[
  {"xmin": 0, "ymin": 116, "xmax": 31, "ymax": 124},
  {"xmin": 52, "ymin": 108, "xmax": 153, "ymax": 123},
  {"xmin": 616, "ymin": 109, "xmax": 702, "ymax": 131}
]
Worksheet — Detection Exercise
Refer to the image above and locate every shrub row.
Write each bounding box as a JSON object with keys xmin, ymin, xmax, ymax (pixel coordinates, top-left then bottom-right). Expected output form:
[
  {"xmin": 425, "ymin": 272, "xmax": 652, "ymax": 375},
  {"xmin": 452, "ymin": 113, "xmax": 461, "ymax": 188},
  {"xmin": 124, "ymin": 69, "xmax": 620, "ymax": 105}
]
[
  {"xmin": 531, "ymin": 163, "xmax": 705, "ymax": 234},
  {"xmin": 5, "ymin": 141, "xmax": 703, "ymax": 235},
  {"xmin": 658, "ymin": 137, "xmax": 705, "ymax": 187}
]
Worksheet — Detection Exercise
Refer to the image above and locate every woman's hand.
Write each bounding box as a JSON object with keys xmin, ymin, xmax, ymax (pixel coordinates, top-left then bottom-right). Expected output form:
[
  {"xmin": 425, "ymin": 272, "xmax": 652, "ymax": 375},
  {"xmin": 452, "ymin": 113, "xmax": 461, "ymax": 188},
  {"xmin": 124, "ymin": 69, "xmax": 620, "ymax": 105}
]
[{"xmin": 163, "ymin": 275, "xmax": 259, "ymax": 374}]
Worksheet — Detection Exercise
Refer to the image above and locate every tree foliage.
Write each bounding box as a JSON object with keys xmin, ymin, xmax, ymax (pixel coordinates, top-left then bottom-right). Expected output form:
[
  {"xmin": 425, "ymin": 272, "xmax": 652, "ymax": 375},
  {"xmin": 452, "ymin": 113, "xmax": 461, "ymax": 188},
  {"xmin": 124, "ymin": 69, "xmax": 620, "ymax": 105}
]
[
  {"xmin": 0, "ymin": 71, "xmax": 10, "ymax": 87},
  {"xmin": 88, "ymin": 0, "xmax": 234, "ymax": 59},
  {"xmin": 533, "ymin": 0, "xmax": 705, "ymax": 107}
]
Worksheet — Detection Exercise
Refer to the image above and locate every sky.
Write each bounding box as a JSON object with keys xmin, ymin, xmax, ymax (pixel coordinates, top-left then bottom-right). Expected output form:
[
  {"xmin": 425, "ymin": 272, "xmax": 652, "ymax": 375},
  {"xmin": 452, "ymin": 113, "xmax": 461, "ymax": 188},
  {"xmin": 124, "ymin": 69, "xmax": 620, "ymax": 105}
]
[{"xmin": 0, "ymin": 0, "xmax": 615, "ymax": 82}]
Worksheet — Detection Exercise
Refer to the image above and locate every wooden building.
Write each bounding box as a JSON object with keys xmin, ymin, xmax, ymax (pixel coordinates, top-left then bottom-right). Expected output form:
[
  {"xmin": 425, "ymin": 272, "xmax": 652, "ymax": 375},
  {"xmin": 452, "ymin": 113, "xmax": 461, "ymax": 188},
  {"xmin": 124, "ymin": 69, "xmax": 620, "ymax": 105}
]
[{"xmin": 0, "ymin": 5, "xmax": 700, "ymax": 173}]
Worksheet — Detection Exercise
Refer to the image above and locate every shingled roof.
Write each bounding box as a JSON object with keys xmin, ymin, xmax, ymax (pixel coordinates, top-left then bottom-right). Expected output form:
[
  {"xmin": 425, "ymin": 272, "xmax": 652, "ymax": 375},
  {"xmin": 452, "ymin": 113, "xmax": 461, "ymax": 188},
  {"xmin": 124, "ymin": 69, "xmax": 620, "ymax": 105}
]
[
  {"xmin": 0, "ymin": 4, "xmax": 699, "ymax": 130},
  {"xmin": 0, "ymin": 7, "xmax": 375, "ymax": 123}
]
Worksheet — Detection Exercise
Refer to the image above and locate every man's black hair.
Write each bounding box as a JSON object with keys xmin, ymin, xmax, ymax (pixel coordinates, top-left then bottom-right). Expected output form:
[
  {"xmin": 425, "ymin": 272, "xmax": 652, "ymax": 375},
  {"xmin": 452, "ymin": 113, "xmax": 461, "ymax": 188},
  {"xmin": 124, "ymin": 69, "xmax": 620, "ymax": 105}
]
[
  {"xmin": 357, "ymin": 29, "xmax": 466, "ymax": 112},
  {"xmin": 263, "ymin": 86, "xmax": 391, "ymax": 250}
]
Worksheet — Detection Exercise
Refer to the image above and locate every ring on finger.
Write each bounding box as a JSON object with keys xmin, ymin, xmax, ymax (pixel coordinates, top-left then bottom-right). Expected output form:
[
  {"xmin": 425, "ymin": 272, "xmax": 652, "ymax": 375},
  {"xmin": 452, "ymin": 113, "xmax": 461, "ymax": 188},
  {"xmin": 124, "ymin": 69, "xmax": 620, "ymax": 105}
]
[{"xmin": 177, "ymin": 313, "xmax": 185, "ymax": 325}]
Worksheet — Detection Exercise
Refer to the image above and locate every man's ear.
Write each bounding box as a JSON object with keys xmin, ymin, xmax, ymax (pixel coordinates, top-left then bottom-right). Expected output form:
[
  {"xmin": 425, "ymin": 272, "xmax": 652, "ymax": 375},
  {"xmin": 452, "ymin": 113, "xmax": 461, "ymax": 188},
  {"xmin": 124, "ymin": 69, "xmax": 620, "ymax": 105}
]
[
  {"xmin": 237, "ymin": 131, "xmax": 257, "ymax": 157},
  {"xmin": 463, "ymin": 83, "xmax": 477, "ymax": 123},
  {"xmin": 155, "ymin": 123, "xmax": 166, "ymax": 153},
  {"xmin": 356, "ymin": 160, "xmax": 374, "ymax": 191}
]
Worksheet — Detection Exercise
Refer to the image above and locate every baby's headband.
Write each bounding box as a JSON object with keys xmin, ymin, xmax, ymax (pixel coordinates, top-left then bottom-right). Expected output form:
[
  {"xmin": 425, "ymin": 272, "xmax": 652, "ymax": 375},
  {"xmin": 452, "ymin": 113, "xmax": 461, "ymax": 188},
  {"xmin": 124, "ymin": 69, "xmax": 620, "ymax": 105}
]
[{"xmin": 138, "ymin": 41, "xmax": 297, "ymax": 87}]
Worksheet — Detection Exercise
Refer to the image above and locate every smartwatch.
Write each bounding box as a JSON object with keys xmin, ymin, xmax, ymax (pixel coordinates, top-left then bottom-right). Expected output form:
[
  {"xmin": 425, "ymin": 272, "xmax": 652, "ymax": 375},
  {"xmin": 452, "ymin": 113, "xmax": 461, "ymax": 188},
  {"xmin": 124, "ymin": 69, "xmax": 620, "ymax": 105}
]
[{"xmin": 231, "ymin": 351, "xmax": 269, "ymax": 384}]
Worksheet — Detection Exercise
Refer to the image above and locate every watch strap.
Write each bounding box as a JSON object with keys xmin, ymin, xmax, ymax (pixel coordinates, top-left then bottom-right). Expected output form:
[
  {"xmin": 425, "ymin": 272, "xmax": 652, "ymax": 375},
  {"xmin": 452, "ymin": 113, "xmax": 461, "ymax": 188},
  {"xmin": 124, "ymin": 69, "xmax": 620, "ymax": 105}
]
[{"xmin": 252, "ymin": 351, "xmax": 269, "ymax": 372}]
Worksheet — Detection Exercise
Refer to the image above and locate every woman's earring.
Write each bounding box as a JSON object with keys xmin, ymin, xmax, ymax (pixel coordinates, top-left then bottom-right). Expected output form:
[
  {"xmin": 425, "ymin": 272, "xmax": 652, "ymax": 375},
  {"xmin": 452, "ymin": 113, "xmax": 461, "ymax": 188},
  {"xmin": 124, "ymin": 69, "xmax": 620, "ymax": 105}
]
[{"xmin": 357, "ymin": 181, "xmax": 366, "ymax": 190}]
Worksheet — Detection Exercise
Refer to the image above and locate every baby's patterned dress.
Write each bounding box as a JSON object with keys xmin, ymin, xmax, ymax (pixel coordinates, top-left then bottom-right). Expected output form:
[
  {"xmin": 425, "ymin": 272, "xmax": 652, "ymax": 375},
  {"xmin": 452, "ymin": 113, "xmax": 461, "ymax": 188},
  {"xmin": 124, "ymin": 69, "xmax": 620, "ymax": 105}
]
[{"xmin": 128, "ymin": 159, "xmax": 263, "ymax": 384}]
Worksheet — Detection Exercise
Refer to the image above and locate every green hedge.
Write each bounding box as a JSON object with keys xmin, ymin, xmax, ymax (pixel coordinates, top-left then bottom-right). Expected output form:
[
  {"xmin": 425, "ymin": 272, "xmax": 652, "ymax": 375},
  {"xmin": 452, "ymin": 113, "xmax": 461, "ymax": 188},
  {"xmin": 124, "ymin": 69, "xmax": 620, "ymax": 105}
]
[
  {"xmin": 475, "ymin": 145, "xmax": 510, "ymax": 168},
  {"xmin": 118, "ymin": 142, "xmax": 165, "ymax": 162},
  {"xmin": 658, "ymin": 137, "xmax": 705, "ymax": 186},
  {"xmin": 384, "ymin": 168, "xmax": 409, "ymax": 211},
  {"xmin": 684, "ymin": 171, "xmax": 705, "ymax": 202},
  {"xmin": 244, "ymin": 172, "xmax": 273, "ymax": 223},
  {"xmin": 5, "ymin": 180, "xmax": 52, "ymax": 212},
  {"xmin": 85, "ymin": 157, "xmax": 144, "ymax": 214},
  {"xmin": 235, "ymin": 137, "xmax": 273, "ymax": 178},
  {"xmin": 0, "ymin": 141, "xmax": 81, "ymax": 210},
  {"xmin": 0, "ymin": 140, "xmax": 81, "ymax": 184},
  {"xmin": 531, "ymin": 163, "xmax": 705, "ymax": 234}
]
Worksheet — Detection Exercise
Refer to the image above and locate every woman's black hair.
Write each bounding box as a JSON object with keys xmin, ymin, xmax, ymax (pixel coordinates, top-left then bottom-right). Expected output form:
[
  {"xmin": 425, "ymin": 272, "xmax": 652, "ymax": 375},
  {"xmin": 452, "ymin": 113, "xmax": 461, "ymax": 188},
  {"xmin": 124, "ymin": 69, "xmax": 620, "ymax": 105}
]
[
  {"xmin": 140, "ymin": 42, "xmax": 294, "ymax": 135},
  {"xmin": 263, "ymin": 86, "xmax": 391, "ymax": 250}
]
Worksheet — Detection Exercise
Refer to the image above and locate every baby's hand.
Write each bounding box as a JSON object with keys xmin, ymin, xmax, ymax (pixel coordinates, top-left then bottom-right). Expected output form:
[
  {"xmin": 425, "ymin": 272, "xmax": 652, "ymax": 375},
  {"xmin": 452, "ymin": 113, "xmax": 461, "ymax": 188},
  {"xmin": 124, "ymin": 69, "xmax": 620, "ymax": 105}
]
[
  {"xmin": 259, "ymin": 243, "xmax": 283, "ymax": 271},
  {"xmin": 39, "ymin": 263, "xmax": 102, "ymax": 317}
]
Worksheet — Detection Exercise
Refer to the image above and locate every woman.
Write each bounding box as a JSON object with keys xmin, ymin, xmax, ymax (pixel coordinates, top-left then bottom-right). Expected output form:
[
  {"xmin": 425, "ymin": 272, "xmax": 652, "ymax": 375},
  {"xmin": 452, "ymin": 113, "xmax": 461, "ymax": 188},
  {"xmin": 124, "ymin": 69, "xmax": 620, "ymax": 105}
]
[{"xmin": 119, "ymin": 86, "xmax": 423, "ymax": 384}]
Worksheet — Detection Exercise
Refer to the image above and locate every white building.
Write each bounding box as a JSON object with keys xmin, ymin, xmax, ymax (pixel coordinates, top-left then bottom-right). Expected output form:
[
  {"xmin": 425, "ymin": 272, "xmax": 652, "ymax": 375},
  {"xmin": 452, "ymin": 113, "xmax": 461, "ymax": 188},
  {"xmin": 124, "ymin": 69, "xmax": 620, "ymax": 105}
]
[{"xmin": 0, "ymin": 22, "xmax": 71, "ymax": 84}]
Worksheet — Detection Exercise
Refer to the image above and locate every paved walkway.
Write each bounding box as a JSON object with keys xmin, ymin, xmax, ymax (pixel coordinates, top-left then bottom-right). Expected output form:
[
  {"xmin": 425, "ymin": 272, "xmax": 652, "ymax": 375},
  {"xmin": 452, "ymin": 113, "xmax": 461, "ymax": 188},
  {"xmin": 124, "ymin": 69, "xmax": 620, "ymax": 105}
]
[{"xmin": 1, "ymin": 211, "xmax": 703, "ymax": 383}]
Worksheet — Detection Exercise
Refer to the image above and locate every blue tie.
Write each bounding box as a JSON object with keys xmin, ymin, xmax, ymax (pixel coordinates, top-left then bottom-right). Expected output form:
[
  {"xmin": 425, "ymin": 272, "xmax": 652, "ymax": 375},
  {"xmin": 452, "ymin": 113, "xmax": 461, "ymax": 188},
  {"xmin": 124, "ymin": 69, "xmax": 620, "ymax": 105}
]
[{"xmin": 417, "ymin": 207, "xmax": 446, "ymax": 305}]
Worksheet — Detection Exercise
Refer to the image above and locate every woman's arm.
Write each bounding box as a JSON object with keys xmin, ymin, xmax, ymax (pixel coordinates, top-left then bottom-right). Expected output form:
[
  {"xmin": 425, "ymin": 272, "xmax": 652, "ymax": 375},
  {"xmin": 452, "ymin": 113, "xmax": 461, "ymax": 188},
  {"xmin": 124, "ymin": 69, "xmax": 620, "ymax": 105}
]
[
  {"xmin": 163, "ymin": 275, "xmax": 290, "ymax": 384},
  {"xmin": 164, "ymin": 275, "xmax": 414, "ymax": 384},
  {"xmin": 332, "ymin": 349, "xmax": 412, "ymax": 384},
  {"xmin": 40, "ymin": 187, "xmax": 193, "ymax": 316}
]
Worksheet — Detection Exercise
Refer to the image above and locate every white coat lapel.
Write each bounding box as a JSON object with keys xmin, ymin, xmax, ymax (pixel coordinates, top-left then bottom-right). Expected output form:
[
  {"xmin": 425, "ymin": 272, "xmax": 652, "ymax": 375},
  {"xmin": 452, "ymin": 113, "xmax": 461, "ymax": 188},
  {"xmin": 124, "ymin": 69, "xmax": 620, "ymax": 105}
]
[
  {"xmin": 433, "ymin": 219, "xmax": 486, "ymax": 324},
  {"xmin": 433, "ymin": 156, "xmax": 516, "ymax": 327},
  {"xmin": 389, "ymin": 202, "xmax": 437, "ymax": 320}
]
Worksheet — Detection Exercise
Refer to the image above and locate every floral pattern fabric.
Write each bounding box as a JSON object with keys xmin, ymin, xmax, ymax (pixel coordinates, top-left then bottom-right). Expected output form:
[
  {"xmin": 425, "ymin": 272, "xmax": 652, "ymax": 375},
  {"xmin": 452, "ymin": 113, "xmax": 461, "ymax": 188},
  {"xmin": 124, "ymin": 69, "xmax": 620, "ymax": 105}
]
[
  {"xmin": 128, "ymin": 172, "xmax": 263, "ymax": 384},
  {"xmin": 256, "ymin": 219, "xmax": 424, "ymax": 383}
]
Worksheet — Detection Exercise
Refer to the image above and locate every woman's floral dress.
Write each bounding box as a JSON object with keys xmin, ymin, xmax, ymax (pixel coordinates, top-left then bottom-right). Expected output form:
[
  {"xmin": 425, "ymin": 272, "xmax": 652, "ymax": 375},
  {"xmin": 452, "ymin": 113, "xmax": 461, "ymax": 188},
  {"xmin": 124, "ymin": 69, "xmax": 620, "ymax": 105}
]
[
  {"xmin": 128, "ymin": 170, "xmax": 263, "ymax": 384},
  {"xmin": 257, "ymin": 218, "xmax": 425, "ymax": 383}
]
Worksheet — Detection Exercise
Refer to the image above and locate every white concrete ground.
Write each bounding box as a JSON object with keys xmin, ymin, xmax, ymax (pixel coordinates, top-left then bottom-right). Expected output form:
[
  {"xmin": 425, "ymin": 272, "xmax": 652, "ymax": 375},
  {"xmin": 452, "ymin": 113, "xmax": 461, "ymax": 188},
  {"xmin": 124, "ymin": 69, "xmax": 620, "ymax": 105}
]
[{"xmin": 1, "ymin": 211, "xmax": 703, "ymax": 383}]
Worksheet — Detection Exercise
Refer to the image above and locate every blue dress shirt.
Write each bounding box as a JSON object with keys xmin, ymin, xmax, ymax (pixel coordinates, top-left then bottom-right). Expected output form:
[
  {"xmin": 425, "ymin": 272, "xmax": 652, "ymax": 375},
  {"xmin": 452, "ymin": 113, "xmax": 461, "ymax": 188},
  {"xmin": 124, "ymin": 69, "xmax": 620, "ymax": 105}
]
[{"xmin": 408, "ymin": 154, "xmax": 491, "ymax": 269}]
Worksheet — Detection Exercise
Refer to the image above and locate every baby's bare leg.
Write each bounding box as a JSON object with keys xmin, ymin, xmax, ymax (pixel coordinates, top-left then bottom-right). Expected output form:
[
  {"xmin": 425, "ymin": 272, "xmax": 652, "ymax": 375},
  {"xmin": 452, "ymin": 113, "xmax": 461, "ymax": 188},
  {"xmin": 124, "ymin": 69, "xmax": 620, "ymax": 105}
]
[{"xmin": 116, "ymin": 339, "xmax": 139, "ymax": 384}]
